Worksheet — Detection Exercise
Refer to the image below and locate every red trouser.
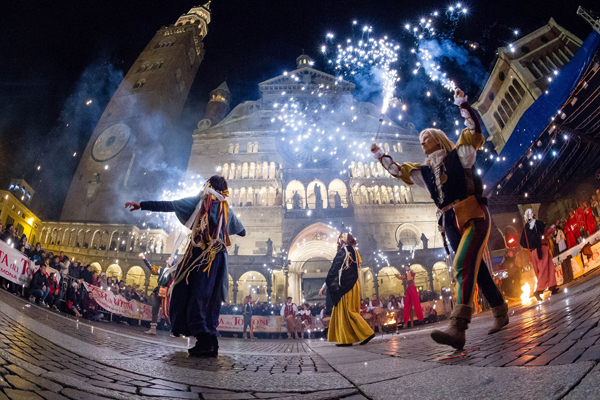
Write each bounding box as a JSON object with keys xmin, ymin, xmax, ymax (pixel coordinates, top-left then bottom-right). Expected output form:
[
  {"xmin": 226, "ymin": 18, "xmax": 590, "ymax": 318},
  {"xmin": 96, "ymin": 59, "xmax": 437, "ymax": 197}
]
[{"xmin": 403, "ymin": 286, "xmax": 424, "ymax": 324}]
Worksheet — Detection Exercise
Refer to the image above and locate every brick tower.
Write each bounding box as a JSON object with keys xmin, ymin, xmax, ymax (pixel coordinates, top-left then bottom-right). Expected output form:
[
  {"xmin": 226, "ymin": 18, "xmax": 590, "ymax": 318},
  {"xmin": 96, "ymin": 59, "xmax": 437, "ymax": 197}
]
[{"xmin": 61, "ymin": 4, "xmax": 211, "ymax": 223}]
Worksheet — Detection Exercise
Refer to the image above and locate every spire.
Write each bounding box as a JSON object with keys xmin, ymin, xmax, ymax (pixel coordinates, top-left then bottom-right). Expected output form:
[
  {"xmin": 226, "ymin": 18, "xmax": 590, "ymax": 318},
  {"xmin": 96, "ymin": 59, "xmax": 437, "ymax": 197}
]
[
  {"xmin": 215, "ymin": 81, "xmax": 230, "ymax": 93},
  {"xmin": 175, "ymin": 3, "xmax": 211, "ymax": 33}
]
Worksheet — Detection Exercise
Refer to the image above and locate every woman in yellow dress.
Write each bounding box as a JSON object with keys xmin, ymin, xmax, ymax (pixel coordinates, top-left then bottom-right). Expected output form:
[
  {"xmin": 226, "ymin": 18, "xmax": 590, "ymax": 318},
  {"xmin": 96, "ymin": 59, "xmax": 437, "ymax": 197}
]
[{"xmin": 319, "ymin": 233, "xmax": 375, "ymax": 346}]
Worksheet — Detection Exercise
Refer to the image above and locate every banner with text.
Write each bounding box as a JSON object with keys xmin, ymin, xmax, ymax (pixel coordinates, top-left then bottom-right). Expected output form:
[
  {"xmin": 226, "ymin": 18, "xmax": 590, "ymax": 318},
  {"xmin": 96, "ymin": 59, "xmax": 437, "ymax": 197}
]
[
  {"xmin": 82, "ymin": 282, "xmax": 152, "ymax": 321},
  {"xmin": 0, "ymin": 241, "xmax": 61, "ymax": 286},
  {"xmin": 217, "ymin": 315, "xmax": 327, "ymax": 333}
]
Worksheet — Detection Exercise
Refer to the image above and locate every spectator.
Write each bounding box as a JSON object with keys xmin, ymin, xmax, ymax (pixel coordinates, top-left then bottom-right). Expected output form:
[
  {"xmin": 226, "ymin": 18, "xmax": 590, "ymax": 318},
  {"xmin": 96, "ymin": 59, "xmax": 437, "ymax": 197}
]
[
  {"xmin": 58, "ymin": 256, "xmax": 71, "ymax": 277},
  {"xmin": 65, "ymin": 282, "xmax": 82, "ymax": 317},
  {"xmin": 29, "ymin": 263, "xmax": 49, "ymax": 306},
  {"xmin": 46, "ymin": 273, "xmax": 61, "ymax": 310},
  {"xmin": 17, "ymin": 235, "xmax": 29, "ymax": 255},
  {"xmin": 100, "ymin": 273, "xmax": 108, "ymax": 290},
  {"xmin": 91, "ymin": 271, "xmax": 101, "ymax": 287},
  {"xmin": 82, "ymin": 292, "xmax": 104, "ymax": 321},
  {"xmin": 81, "ymin": 265, "xmax": 93, "ymax": 284},
  {"xmin": 30, "ymin": 243, "xmax": 44, "ymax": 263},
  {"xmin": 69, "ymin": 261, "xmax": 81, "ymax": 280},
  {"xmin": 118, "ymin": 280, "xmax": 126, "ymax": 295},
  {"xmin": 49, "ymin": 255, "xmax": 60, "ymax": 270},
  {"xmin": 0, "ymin": 224, "xmax": 17, "ymax": 244}
]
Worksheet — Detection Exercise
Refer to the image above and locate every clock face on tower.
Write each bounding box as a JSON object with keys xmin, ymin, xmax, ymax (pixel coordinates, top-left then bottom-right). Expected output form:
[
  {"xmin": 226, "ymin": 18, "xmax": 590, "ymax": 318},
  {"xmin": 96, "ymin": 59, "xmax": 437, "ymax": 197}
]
[{"xmin": 91, "ymin": 123, "xmax": 131, "ymax": 162}]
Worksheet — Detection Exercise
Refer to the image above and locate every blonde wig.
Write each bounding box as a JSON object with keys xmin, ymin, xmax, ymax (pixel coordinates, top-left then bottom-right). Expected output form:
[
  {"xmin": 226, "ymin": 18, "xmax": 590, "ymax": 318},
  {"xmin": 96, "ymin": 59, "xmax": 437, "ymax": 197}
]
[{"xmin": 419, "ymin": 128, "xmax": 456, "ymax": 164}]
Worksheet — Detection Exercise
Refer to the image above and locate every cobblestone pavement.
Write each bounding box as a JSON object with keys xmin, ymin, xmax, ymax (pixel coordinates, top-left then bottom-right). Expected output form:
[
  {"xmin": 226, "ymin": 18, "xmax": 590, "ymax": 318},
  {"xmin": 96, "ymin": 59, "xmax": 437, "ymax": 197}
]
[{"xmin": 1, "ymin": 270, "xmax": 600, "ymax": 399}]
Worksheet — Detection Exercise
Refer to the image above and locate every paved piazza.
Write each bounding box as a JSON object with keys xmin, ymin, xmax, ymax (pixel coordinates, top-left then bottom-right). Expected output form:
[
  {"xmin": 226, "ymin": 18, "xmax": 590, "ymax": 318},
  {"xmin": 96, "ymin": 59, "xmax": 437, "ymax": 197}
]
[{"xmin": 2, "ymin": 271, "xmax": 600, "ymax": 399}]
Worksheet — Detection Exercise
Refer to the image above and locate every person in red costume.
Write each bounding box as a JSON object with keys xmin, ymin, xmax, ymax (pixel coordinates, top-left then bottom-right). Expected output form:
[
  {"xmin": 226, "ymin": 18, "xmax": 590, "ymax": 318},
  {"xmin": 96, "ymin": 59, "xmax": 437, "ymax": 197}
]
[
  {"xmin": 564, "ymin": 217, "xmax": 576, "ymax": 249},
  {"xmin": 395, "ymin": 266, "xmax": 424, "ymax": 328},
  {"xmin": 569, "ymin": 210, "xmax": 581, "ymax": 243},
  {"xmin": 583, "ymin": 201, "xmax": 597, "ymax": 236},
  {"xmin": 576, "ymin": 203, "xmax": 586, "ymax": 236}
]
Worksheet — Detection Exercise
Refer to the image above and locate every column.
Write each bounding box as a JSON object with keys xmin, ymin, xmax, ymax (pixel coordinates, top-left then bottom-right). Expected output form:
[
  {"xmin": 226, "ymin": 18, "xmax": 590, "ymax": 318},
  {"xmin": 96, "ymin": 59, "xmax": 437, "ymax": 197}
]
[
  {"xmin": 232, "ymin": 277, "xmax": 239, "ymax": 304},
  {"xmin": 283, "ymin": 264, "xmax": 289, "ymax": 300},
  {"xmin": 372, "ymin": 267, "xmax": 380, "ymax": 298},
  {"xmin": 266, "ymin": 272, "xmax": 273, "ymax": 303},
  {"xmin": 428, "ymin": 269, "xmax": 435, "ymax": 292}
]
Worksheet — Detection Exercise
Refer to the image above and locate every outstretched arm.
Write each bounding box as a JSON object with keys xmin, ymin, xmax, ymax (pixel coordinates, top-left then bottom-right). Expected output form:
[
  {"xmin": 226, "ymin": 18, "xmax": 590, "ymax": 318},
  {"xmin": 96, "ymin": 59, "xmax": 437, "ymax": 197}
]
[
  {"xmin": 125, "ymin": 201, "xmax": 176, "ymax": 213},
  {"xmin": 370, "ymin": 144, "xmax": 425, "ymax": 188},
  {"xmin": 454, "ymin": 88, "xmax": 485, "ymax": 168}
]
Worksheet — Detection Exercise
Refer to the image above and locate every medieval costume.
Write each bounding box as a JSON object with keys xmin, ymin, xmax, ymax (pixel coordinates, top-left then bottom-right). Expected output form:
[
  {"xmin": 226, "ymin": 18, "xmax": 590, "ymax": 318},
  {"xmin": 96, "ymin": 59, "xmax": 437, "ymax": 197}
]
[
  {"xmin": 137, "ymin": 179, "xmax": 245, "ymax": 357},
  {"xmin": 565, "ymin": 217, "xmax": 577, "ymax": 248},
  {"xmin": 584, "ymin": 203, "xmax": 596, "ymax": 236},
  {"xmin": 576, "ymin": 205, "xmax": 586, "ymax": 236},
  {"xmin": 141, "ymin": 256, "xmax": 173, "ymax": 335},
  {"xmin": 520, "ymin": 209, "xmax": 559, "ymax": 301},
  {"xmin": 372, "ymin": 90, "xmax": 507, "ymax": 350},
  {"xmin": 298, "ymin": 306, "xmax": 312, "ymax": 339},
  {"xmin": 367, "ymin": 295, "xmax": 385, "ymax": 330},
  {"xmin": 569, "ymin": 211, "xmax": 582, "ymax": 243},
  {"xmin": 325, "ymin": 233, "xmax": 374, "ymax": 346},
  {"xmin": 555, "ymin": 227, "xmax": 567, "ymax": 254},
  {"xmin": 280, "ymin": 298, "xmax": 298, "ymax": 339},
  {"xmin": 396, "ymin": 268, "xmax": 424, "ymax": 327}
]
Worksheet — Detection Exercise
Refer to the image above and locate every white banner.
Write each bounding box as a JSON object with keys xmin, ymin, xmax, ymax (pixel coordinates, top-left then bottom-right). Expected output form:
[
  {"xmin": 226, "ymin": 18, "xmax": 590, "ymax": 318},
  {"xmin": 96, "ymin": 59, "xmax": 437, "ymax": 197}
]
[
  {"xmin": 216, "ymin": 315, "xmax": 326, "ymax": 333},
  {"xmin": 0, "ymin": 240, "xmax": 60, "ymax": 286},
  {"xmin": 82, "ymin": 282, "xmax": 152, "ymax": 321}
]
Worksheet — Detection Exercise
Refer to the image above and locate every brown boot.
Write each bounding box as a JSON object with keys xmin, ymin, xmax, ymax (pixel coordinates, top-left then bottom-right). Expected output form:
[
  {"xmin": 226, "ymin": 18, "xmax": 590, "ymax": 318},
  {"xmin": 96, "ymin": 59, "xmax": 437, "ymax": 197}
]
[
  {"xmin": 430, "ymin": 304, "xmax": 472, "ymax": 350},
  {"xmin": 488, "ymin": 303, "xmax": 509, "ymax": 334}
]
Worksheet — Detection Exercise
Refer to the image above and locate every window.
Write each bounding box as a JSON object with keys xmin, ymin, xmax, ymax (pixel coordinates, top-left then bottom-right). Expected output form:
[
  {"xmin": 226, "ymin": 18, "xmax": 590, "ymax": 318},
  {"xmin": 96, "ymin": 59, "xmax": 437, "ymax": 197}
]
[
  {"xmin": 151, "ymin": 60, "xmax": 164, "ymax": 70},
  {"xmin": 188, "ymin": 48, "xmax": 195, "ymax": 65},
  {"xmin": 137, "ymin": 63, "xmax": 150, "ymax": 72},
  {"xmin": 499, "ymin": 71, "xmax": 505, "ymax": 81},
  {"xmin": 133, "ymin": 79, "xmax": 146, "ymax": 89},
  {"xmin": 5, "ymin": 216, "xmax": 14, "ymax": 227},
  {"xmin": 16, "ymin": 224, "xmax": 24, "ymax": 237}
]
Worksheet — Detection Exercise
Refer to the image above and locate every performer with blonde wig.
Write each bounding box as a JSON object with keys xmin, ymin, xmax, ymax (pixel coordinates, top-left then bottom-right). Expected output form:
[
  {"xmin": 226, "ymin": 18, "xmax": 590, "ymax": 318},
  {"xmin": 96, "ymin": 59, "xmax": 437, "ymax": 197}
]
[
  {"xmin": 319, "ymin": 233, "xmax": 375, "ymax": 346},
  {"xmin": 371, "ymin": 89, "xmax": 508, "ymax": 349}
]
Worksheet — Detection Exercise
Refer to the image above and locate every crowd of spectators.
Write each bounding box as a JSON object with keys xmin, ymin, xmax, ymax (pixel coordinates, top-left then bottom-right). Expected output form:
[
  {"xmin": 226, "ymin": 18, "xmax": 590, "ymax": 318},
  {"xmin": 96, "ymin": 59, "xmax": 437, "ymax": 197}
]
[
  {"xmin": 0, "ymin": 223, "xmax": 447, "ymax": 339},
  {"xmin": 551, "ymin": 190, "xmax": 600, "ymax": 255},
  {"xmin": 0, "ymin": 224, "xmax": 160, "ymax": 328}
]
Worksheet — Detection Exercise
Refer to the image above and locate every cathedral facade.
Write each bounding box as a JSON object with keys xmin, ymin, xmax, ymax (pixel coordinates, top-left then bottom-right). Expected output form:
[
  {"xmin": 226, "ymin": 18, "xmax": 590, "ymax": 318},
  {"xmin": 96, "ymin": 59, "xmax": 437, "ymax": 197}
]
[{"xmin": 187, "ymin": 54, "xmax": 449, "ymax": 305}]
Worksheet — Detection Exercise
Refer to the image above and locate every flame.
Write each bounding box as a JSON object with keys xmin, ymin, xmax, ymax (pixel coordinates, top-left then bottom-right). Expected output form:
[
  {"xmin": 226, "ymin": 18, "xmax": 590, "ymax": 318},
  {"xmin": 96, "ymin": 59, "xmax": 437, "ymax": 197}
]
[
  {"xmin": 520, "ymin": 282, "xmax": 531, "ymax": 305},
  {"xmin": 384, "ymin": 312, "xmax": 397, "ymax": 325}
]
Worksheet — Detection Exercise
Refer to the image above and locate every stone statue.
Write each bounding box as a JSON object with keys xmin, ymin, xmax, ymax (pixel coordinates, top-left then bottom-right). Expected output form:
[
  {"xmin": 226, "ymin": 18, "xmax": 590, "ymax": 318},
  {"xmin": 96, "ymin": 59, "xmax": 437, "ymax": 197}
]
[
  {"xmin": 334, "ymin": 191, "xmax": 342, "ymax": 208},
  {"xmin": 314, "ymin": 184, "xmax": 323, "ymax": 210},
  {"xmin": 365, "ymin": 234, "xmax": 378, "ymax": 259},
  {"xmin": 234, "ymin": 244, "xmax": 239, "ymax": 255},
  {"xmin": 266, "ymin": 238, "xmax": 273, "ymax": 257},
  {"xmin": 397, "ymin": 239, "xmax": 404, "ymax": 252},
  {"xmin": 420, "ymin": 233, "xmax": 429, "ymax": 249},
  {"xmin": 292, "ymin": 191, "xmax": 301, "ymax": 209}
]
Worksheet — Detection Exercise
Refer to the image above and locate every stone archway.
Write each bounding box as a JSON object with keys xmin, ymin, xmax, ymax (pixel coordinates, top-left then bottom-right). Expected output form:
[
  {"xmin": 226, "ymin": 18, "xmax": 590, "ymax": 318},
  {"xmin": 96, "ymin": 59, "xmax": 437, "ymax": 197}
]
[{"xmin": 287, "ymin": 222, "xmax": 339, "ymax": 304}]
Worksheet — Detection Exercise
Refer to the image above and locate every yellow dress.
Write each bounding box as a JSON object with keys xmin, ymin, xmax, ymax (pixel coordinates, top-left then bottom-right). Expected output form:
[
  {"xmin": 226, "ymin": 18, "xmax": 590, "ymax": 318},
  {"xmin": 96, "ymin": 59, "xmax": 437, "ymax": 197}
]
[{"xmin": 328, "ymin": 281, "xmax": 374, "ymax": 344}]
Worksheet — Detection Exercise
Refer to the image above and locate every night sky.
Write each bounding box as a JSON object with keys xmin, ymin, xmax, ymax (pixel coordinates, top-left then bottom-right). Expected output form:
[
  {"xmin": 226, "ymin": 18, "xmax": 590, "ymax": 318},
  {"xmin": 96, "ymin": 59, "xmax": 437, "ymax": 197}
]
[{"xmin": 0, "ymin": 0, "xmax": 596, "ymax": 219}]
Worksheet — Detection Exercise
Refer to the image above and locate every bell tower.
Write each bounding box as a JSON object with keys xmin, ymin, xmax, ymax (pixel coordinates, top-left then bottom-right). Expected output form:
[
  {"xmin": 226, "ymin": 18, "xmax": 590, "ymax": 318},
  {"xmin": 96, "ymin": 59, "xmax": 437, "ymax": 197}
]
[
  {"xmin": 60, "ymin": 3, "xmax": 211, "ymax": 223},
  {"xmin": 197, "ymin": 81, "xmax": 231, "ymax": 130}
]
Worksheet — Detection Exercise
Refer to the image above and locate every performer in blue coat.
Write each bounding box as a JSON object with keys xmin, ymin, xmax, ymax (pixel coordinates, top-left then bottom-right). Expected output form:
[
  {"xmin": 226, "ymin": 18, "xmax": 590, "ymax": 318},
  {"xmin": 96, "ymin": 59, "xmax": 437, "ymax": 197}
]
[{"xmin": 126, "ymin": 175, "xmax": 245, "ymax": 357}]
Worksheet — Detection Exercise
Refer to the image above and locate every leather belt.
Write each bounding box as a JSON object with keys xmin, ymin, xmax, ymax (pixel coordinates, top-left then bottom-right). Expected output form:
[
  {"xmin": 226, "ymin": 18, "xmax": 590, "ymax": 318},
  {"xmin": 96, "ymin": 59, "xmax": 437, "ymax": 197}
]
[{"xmin": 440, "ymin": 200, "xmax": 460, "ymax": 215}]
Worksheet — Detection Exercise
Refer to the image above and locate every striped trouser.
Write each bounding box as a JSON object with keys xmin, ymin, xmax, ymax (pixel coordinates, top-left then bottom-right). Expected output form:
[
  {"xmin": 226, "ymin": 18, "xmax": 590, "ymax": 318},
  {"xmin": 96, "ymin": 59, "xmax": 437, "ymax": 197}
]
[{"xmin": 444, "ymin": 204, "xmax": 503, "ymax": 307}]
